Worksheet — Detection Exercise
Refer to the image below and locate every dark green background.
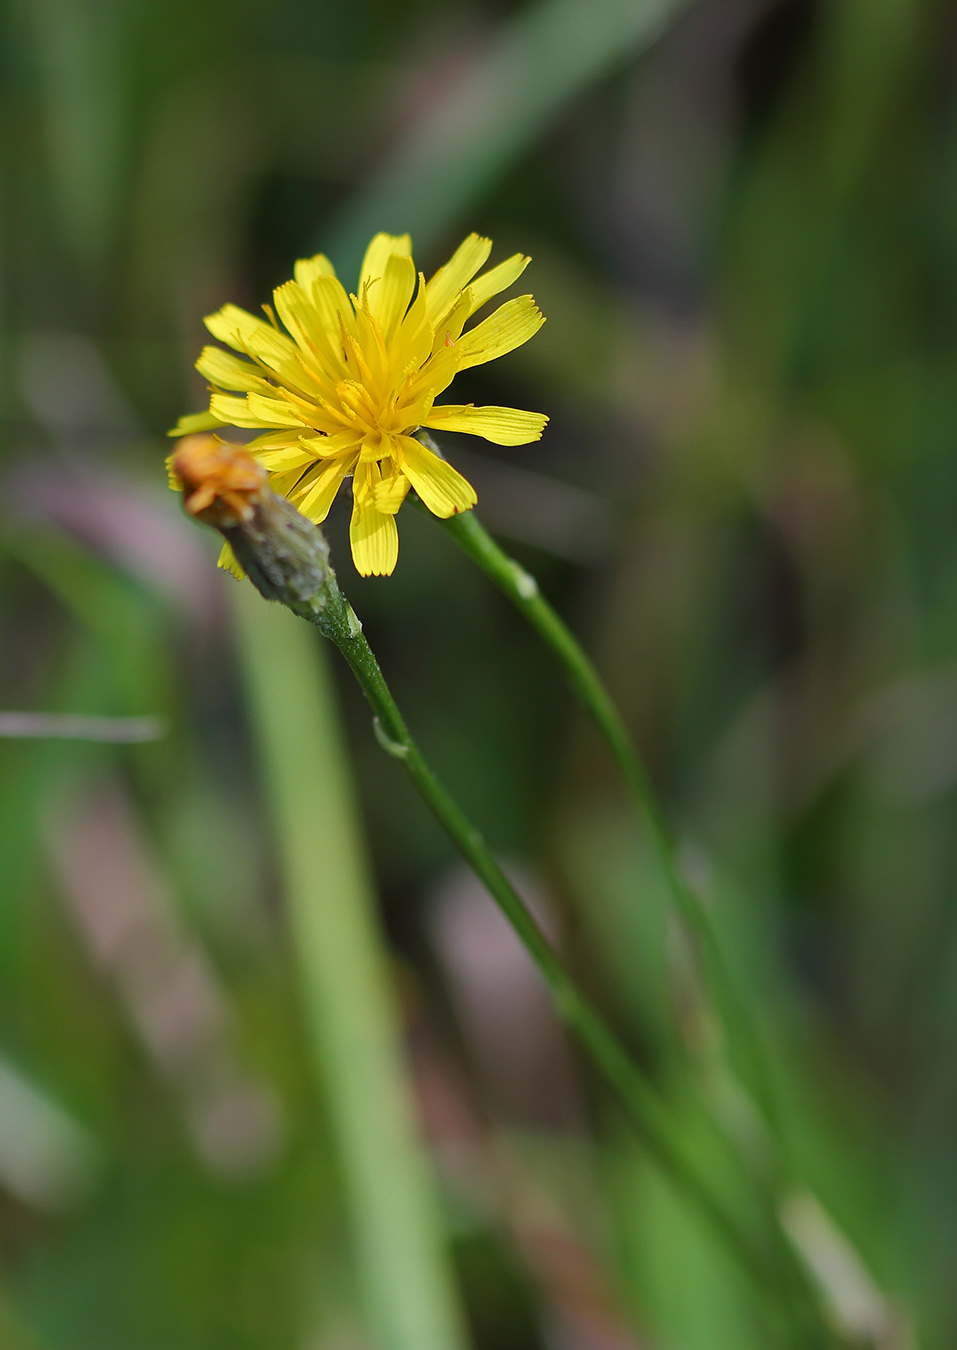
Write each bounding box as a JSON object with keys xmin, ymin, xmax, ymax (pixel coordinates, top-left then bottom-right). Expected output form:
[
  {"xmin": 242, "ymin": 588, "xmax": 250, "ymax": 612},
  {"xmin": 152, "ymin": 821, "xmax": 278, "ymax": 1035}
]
[{"xmin": 0, "ymin": 0, "xmax": 954, "ymax": 1345}]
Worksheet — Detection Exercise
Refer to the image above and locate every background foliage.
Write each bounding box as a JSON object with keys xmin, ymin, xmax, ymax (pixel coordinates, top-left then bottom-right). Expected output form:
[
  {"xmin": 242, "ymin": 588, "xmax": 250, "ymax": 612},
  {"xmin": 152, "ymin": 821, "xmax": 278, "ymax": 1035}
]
[{"xmin": 1, "ymin": 0, "xmax": 955, "ymax": 1345}]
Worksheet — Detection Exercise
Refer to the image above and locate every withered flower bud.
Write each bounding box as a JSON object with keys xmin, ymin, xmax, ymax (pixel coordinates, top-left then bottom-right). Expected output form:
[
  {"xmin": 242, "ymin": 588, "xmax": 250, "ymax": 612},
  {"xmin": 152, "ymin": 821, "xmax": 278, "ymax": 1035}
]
[
  {"xmin": 172, "ymin": 434, "xmax": 336, "ymax": 615},
  {"xmin": 171, "ymin": 435, "xmax": 266, "ymax": 528}
]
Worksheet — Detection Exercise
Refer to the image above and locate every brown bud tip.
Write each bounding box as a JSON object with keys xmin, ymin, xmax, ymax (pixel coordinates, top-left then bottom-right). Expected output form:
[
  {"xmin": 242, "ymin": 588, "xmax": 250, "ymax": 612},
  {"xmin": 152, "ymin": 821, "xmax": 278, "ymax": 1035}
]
[{"xmin": 171, "ymin": 435, "xmax": 267, "ymax": 528}]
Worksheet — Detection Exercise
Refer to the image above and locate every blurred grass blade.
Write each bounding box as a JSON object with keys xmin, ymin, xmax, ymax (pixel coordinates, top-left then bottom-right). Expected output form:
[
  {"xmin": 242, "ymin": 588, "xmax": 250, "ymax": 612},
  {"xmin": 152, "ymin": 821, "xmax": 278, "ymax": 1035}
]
[
  {"xmin": 22, "ymin": 0, "xmax": 128, "ymax": 274},
  {"xmin": 780, "ymin": 1192, "xmax": 915, "ymax": 1349},
  {"xmin": 0, "ymin": 713, "xmax": 165, "ymax": 742},
  {"xmin": 328, "ymin": 0, "xmax": 691, "ymax": 268},
  {"xmin": 0, "ymin": 1054, "xmax": 100, "ymax": 1213},
  {"xmin": 232, "ymin": 585, "xmax": 468, "ymax": 1350}
]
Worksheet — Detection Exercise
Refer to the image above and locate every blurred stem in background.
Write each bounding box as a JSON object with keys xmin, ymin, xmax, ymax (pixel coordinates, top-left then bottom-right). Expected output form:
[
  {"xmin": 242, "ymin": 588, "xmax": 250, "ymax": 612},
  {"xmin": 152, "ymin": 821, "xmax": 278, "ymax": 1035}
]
[{"xmin": 233, "ymin": 587, "xmax": 469, "ymax": 1350}]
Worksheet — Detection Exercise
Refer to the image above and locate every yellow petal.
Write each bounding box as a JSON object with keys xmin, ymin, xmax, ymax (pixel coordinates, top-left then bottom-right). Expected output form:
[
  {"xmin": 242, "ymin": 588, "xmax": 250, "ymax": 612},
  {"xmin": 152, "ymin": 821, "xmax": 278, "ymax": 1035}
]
[
  {"xmin": 422, "ymin": 403, "xmax": 548, "ymax": 446},
  {"xmin": 455, "ymin": 296, "xmax": 544, "ymax": 369},
  {"xmin": 294, "ymin": 254, "xmax": 337, "ymax": 289},
  {"xmin": 428, "ymin": 288, "xmax": 471, "ymax": 358},
  {"xmin": 396, "ymin": 435, "xmax": 476, "ymax": 518},
  {"xmin": 373, "ymin": 469, "xmax": 411, "ymax": 516},
  {"xmin": 349, "ymin": 307, "xmax": 389, "ymax": 387},
  {"xmin": 272, "ymin": 280, "xmax": 344, "ymax": 384},
  {"xmin": 425, "ymin": 235, "xmax": 491, "ymax": 324},
  {"xmin": 245, "ymin": 430, "xmax": 304, "ymax": 450},
  {"xmin": 294, "ymin": 458, "xmax": 350, "ymax": 522},
  {"xmin": 168, "ymin": 410, "xmax": 224, "ymax": 437},
  {"xmin": 356, "ymin": 431, "xmax": 388, "ymax": 462},
  {"xmin": 467, "ymin": 254, "xmax": 530, "ymax": 315},
  {"xmin": 218, "ymin": 540, "xmax": 246, "ymax": 579},
  {"xmin": 273, "ymin": 279, "xmax": 326, "ymax": 350},
  {"xmin": 196, "ymin": 345, "xmax": 265, "ymax": 392},
  {"xmin": 389, "ymin": 272, "xmax": 432, "ymax": 372},
  {"xmin": 358, "ymin": 233, "xmax": 412, "ymax": 292},
  {"xmin": 366, "ymin": 253, "xmax": 416, "ymax": 340},
  {"xmin": 208, "ymin": 393, "xmax": 264, "ymax": 428},
  {"xmin": 254, "ymin": 443, "xmax": 316, "ymax": 472},
  {"xmin": 268, "ymin": 464, "xmax": 313, "ymax": 500},
  {"xmin": 306, "ymin": 273, "xmax": 359, "ymax": 353},
  {"xmin": 208, "ymin": 390, "xmax": 307, "ymax": 431},
  {"xmin": 204, "ymin": 303, "xmax": 297, "ymax": 369},
  {"xmin": 245, "ymin": 390, "xmax": 312, "ymax": 428},
  {"xmin": 204, "ymin": 302, "xmax": 324, "ymax": 401},
  {"xmin": 404, "ymin": 345, "xmax": 459, "ymax": 404},
  {"xmin": 350, "ymin": 465, "xmax": 399, "ymax": 576},
  {"xmin": 298, "ymin": 430, "xmax": 363, "ymax": 458}
]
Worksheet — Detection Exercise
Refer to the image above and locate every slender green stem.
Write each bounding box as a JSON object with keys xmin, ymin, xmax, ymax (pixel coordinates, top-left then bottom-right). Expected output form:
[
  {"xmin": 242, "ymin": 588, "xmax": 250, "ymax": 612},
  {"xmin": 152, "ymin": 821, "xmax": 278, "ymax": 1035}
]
[
  {"xmin": 198, "ymin": 481, "xmax": 838, "ymax": 1346},
  {"xmin": 430, "ymin": 501, "xmax": 782, "ymax": 1144},
  {"xmin": 316, "ymin": 592, "xmax": 749, "ymax": 1255},
  {"xmin": 306, "ymin": 584, "xmax": 834, "ymax": 1345}
]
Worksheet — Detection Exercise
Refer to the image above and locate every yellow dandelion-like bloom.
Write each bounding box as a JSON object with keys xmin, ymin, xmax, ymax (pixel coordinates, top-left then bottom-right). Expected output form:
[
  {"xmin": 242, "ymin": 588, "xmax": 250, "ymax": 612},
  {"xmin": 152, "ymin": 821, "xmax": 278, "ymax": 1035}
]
[{"xmin": 171, "ymin": 232, "xmax": 548, "ymax": 577}]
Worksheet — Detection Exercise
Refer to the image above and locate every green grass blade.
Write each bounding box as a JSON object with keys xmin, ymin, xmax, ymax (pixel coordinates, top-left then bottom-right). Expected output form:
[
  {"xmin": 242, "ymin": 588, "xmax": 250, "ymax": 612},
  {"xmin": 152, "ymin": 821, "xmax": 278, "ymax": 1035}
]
[
  {"xmin": 232, "ymin": 586, "xmax": 468, "ymax": 1350},
  {"xmin": 327, "ymin": 0, "xmax": 692, "ymax": 270}
]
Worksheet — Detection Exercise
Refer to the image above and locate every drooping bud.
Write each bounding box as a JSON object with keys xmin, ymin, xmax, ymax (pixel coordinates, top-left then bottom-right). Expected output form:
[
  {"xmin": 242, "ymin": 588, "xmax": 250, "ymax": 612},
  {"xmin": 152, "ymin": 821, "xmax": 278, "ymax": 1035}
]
[
  {"xmin": 172, "ymin": 435, "xmax": 335, "ymax": 615},
  {"xmin": 171, "ymin": 435, "xmax": 267, "ymax": 528}
]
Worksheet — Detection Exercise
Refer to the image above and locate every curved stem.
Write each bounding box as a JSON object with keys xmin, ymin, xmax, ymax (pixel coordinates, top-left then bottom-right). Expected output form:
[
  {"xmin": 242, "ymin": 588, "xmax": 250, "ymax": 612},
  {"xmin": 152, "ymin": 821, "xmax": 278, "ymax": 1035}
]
[
  {"xmin": 183, "ymin": 465, "xmax": 837, "ymax": 1346},
  {"xmin": 431, "ymin": 501, "xmax": 782, "ymax": 1144},
  {"xmin": 307, "ymin": 583, "xmax": 830, "ymax": 1345}
]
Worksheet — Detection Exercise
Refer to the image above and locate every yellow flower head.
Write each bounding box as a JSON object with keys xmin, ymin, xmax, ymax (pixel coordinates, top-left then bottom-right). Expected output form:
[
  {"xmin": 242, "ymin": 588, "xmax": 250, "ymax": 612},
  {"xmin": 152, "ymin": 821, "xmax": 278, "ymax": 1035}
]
[{"xmin": 171, "ymin": 233, "xmax": 548, "ymax": 577}]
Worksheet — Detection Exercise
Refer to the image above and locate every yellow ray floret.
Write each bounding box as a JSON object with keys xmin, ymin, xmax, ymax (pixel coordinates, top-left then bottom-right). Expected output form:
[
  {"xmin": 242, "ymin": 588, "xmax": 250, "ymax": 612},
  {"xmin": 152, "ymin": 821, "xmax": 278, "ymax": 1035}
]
[{"xmin": 170, "ymin": 232, "xmax": 548, "ymax": 577}]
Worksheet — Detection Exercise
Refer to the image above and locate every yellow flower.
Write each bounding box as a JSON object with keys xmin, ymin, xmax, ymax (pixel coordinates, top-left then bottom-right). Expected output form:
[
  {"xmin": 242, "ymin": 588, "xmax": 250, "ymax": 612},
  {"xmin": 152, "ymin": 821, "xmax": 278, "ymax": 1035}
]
[{"xmin": 171, "ymin": 233, "xmax": 548, "ymax": 577}]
